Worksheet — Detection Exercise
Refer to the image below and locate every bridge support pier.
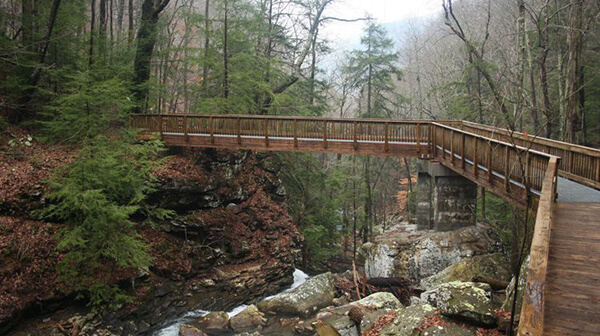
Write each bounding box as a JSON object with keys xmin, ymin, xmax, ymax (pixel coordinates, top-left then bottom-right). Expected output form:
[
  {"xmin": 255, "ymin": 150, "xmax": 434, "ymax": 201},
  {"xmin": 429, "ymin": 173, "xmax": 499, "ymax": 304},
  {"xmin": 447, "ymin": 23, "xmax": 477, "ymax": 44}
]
[
  {"xmin": 418, "ymin": 162, "xmax": 477, "ymax": 232},
  {"xmin": 416, "ymin": 171, "xmax": 432, "ymax": 230}
]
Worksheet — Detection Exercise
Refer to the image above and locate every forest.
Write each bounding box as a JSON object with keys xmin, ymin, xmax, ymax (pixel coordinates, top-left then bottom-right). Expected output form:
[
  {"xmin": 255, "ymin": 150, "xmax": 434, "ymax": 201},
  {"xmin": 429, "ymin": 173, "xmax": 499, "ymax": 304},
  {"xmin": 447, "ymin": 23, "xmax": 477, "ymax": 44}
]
[{"xmin": 0, "ymin": 0, "xmax": 599, "ymax": 335}]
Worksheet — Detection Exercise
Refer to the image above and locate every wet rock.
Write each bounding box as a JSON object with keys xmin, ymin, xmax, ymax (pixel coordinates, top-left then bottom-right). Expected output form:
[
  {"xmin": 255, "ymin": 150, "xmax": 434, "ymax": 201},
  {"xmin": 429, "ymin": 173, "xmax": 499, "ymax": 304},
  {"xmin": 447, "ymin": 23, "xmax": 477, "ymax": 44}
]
[
  {"xmin": 257, "ymin": 272, "xmax": 337, "ymax": 317},
  {"xmin": 179, "ymin": 324, "xmax": 209, "ymax": 336},
  {"xmin": 229, "ymin": 305, "xmax": 267, "ymax": 331},
  {"xmin": 377, "ymin": 304, "xmax": 437, "ymax": 335},
  {"xmin": 421, "ymin": 282, "xmax": 496, "ymax": 327},
  {"xmin": 420, "ymin": 253, "xmax": 511, "ymax": 291},
  {"xmin": 196, "ymin": 311, "xmax": 230, "ymax": 333}
]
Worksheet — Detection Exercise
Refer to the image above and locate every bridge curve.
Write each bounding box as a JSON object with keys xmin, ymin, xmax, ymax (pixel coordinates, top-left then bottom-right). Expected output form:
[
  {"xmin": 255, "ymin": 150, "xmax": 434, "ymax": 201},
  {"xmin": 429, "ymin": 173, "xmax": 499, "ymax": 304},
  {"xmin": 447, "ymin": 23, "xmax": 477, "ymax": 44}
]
[{"xmin": 132, "ymin": 114, "xmax": 600, "ymax": 335}]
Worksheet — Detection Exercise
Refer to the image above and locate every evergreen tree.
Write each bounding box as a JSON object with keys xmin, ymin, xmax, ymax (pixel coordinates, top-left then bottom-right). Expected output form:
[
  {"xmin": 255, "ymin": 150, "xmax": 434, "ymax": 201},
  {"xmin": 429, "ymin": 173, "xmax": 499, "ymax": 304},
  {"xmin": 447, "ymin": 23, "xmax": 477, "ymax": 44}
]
[{"xmin": 346, "ymin": 22, "xmax": 403, "ymax": 118}]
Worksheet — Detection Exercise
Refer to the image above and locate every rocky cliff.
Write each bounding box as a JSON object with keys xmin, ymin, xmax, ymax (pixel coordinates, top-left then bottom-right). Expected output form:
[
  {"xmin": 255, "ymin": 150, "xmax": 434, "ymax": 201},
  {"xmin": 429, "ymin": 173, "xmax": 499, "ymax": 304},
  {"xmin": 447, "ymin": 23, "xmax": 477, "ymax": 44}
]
[{"xmin": 0, "ymin": 147, "xmax": 302, "ymax": 335}]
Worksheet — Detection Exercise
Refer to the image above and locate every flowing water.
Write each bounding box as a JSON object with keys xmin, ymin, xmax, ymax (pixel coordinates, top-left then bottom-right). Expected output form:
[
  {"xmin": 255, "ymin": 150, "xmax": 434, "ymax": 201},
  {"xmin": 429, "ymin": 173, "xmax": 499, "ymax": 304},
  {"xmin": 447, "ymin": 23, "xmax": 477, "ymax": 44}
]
[{"xmin": 155, "ymin": 269, "xmax": 309, "ymax": 336}]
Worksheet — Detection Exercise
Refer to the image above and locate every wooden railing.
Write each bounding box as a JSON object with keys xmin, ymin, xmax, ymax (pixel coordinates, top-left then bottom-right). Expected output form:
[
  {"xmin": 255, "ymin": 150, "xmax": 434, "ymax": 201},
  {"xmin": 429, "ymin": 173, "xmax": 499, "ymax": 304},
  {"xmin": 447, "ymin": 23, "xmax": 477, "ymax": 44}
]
[
  {"xmin": 517, "ymin": 156, "xmax": 560, "ymax": 336},
  {"xmin": 429, "ymin": 123, "xmax": 556, "ymax": 203},
  {"xmin": 459, "ymin": 121, "xmax": 600, "ymax": 189},
  {"xmin": 131, "ymin": 114, "xmax": 433, "ymax": 157},
  {"xmin": 132, "ymin": 114, "xmax": 560, "ymax": 205}
]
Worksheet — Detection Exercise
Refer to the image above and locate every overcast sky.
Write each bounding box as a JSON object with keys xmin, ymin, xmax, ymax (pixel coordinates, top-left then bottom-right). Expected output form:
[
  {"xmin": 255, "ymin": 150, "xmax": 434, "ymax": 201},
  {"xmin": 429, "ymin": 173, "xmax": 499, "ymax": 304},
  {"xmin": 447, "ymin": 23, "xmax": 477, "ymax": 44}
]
[
  {"xmin": 319, "ymin": 0, "xmax": 443, "ymax": 69},
  {"xmin": 322, "ymin": 0, "xmax": 442, "ymax": 41}
]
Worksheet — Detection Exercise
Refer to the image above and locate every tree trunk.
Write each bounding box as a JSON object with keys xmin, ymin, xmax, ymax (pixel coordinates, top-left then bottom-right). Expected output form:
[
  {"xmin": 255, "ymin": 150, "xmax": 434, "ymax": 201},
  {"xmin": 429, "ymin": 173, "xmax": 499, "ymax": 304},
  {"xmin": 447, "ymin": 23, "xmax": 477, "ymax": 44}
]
[
  {"xmin": 132, "ymin": 0, "xmax": 171, "ymax": 113},
  {"xmin": 564, "ymin": 0, "xmax": 583, "ymax": 143},
  {"xmin": 202, "ymin": 0, "xmax": 210, "ymax": 95},
  {"xmin": 222, "ymin": 0, "xmax": 229, "ymax": 99},
  {"xmin": 128, "ymin": 0, "xmax": 134, "ymax": 45},
  {"xmin": 90, "ymin": 0, "xmax": 96, "ymax": 67}
]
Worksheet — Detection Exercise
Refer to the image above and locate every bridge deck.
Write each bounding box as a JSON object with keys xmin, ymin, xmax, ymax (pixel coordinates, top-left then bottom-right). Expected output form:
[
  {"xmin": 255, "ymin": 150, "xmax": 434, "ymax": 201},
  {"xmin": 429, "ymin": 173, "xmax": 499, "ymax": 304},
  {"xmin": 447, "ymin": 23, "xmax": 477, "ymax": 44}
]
[{"xmin": 544, "ymin": 202, "xmax": 600, "ymax": 335}]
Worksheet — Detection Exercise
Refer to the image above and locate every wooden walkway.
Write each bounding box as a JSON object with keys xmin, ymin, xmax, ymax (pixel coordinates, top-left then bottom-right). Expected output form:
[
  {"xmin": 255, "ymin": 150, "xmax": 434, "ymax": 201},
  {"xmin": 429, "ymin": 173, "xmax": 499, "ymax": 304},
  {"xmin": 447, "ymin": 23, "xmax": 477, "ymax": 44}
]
[
  {"xmin": 131, "ymin": 114, "xmax": 600, "ymax": 335},
  {"xmin": 544, "ymin": 203, "xmax": 600, "ymax": 335}
]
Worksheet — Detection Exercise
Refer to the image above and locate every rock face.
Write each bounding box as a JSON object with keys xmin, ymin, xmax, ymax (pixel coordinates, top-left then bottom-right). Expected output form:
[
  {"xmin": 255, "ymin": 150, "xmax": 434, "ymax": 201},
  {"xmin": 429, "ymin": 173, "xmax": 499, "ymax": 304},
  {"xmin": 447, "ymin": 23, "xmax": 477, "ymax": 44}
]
[
  {"xmin": 421, "ymin": 282, "xmax": 496, "ymax": 327},
  {"xmin": 257, "ymin": 272, "xmax": 337, "ymax": 316},
  {"xmin": 363, "ymin": 223, "xmax": 500, "ymax": 282},
  {"xmin": 4, "ymin": 149, "xmax": 303, "ymax": 336},
  {"xmin": 229, "ymin": 305, "xmax": 267, "ymax": 331},
  {"xmin": 420, "ymin": 253, "xmax": 511, "ymax": 290}
]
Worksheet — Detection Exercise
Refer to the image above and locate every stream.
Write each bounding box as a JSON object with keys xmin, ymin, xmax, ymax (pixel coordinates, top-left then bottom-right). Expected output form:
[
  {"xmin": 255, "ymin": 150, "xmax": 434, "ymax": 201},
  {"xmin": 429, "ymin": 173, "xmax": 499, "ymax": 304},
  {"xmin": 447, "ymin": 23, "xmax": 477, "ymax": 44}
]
[{"xmin": 155, "ymin": 269, "xmax": 310, "ymax": 336}]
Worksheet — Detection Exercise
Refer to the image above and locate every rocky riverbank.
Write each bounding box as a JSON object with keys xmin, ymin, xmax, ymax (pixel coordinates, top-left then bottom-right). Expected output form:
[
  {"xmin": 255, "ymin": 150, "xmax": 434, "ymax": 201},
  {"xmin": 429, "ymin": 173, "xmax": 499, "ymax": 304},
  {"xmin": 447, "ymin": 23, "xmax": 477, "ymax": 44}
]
[{"xmin": 1, "ymin": 148, "xmax": 302, "ymax": 335}]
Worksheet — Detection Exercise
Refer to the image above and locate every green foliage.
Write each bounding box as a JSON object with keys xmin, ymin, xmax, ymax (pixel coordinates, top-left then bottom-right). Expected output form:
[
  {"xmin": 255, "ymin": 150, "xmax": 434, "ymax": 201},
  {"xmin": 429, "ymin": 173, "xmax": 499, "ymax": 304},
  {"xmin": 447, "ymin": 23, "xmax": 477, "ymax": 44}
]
[
  {"xmin": 280, "ymin": 153, "xmax": 344, "ymax": 264},
  {"xmin": 346, "ymin": 21, "xmax": 403, "ymax": 118},
  {"xmin": 37, "ymin": 134, "xmax": 172, "ymax": 305},
  {"xmin": 41, "ymin": 73, "xmax": 133, "ymax": 142}
]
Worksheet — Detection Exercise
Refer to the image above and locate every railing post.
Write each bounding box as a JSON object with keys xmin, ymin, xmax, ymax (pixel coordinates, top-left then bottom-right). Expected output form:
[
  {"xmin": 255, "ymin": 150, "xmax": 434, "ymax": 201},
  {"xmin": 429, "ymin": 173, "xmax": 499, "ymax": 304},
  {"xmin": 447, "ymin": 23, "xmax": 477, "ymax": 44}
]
[
  {"xmin": 159, "ymin": 115, "xmax": 164, "ymax": 140},
  {"xmin": 384, "ymin": 122, "xmax": 389, "ymax": 153},
  {"xmin": 323, "ymin": 120, "xmax": 328, "ymax": 149},
  {"xmin": 525, "ymin": 151, "xmax": 531, "ymax": 191},
  {"xmin": 450, "ymin": 130, "xmax": 455, "ymax": 165},
  {"xmin": 441, "ymin": 128, "xmax": 446, "ymax": 160},
  {"xmin": 473, "ymin": 137, "xmax": 478, "ymax": 176},
  {"xmin": 461, "ymin": 133, "xmax": 466, "ymax": 171},
  {"xmin": 184, "ymin": 116, "xmax": 189, "ymax": 143},
  {"xmin": 265, "ymin": 118, "xmax": 269, "ymax": 147},
  {"xmin": 353, "ymin": 121, "xmax": 358, "ymax": 150},
  {"xmin": 504, "ymin": 146, "xmax": 510, "ymax": 191},
  {"xmin": 417, "ymin": 123, "xmax": 422, "ymax": 153},
  {"xmin": 237, "ymin": 117, "xmax": 241, "ymax": 145},
  {"xmin": 293, "ymin": 118, "xmax": 298, "ymax": 148},
  {"xmin": 429, "ymin": 123, "xmax": 434, "ymax": 156},
  {"xmin": 487, "ymin": 142, "xmax": 493, "ymax": 183},
  {"xmin": 210, "ymin": 116, "xmax": 215, "ymax": 144}
]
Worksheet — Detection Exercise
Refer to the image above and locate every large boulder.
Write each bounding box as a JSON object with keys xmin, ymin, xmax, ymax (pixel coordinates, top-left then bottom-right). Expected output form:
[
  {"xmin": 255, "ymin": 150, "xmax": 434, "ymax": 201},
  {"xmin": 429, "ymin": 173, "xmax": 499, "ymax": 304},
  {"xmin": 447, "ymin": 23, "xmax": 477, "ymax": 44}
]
[
  {"xmin": 361, "ymin": 243, "xmax": 397, "ymax": 278},
  {"xmin": 316, "ymin": 292, "xmax": 403, "ymax": 336},
  {"xmin": 257, "ymin": 272, "xmax": 337, "ymax": 316},
  {"xmin": 377, "ymin": 304, "xmax": 438, "ymax": 335},
  {"xmin": 179, "ymin": 324, "xmax": 209, "ymax": 336},
  {"xmin": 420, "ymin": 253, "xmax": 511, "ymax": 290},
  {"xmin": 421, "ymin": 282, "xmax": 496, "ymax": 327},
  {"xmin": 195, "ymin": 311, "xmax": 230, "ymax": 334},
  {"xmin": 363, "ymin": 224, "xmax": 500, "ymax": 282},
  {"xmin": 229, "ymin": 305, "xmax": 267, "ymax": 332}
]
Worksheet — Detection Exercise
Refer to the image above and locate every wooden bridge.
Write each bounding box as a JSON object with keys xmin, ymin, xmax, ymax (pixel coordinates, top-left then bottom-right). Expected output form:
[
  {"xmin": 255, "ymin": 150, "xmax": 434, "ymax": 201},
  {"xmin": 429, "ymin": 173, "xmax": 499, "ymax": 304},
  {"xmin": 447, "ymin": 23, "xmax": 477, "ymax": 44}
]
[{"xmin": 132, "ymin": 114, "xmax": 600, "ymax": 335}]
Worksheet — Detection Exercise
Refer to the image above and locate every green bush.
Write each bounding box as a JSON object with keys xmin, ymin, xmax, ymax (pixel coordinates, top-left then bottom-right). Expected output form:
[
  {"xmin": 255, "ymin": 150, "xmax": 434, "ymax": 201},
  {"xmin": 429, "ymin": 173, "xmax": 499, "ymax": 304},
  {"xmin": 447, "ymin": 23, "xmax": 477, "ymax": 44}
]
[{"xmin": 37, "ymin": 133, "xmax": 172, "ymax": 306}]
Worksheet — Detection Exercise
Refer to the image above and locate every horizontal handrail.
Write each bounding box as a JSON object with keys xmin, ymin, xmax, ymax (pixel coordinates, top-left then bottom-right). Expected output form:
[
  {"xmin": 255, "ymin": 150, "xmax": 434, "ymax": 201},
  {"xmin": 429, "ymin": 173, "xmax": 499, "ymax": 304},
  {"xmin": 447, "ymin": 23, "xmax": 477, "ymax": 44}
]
[
  {"xmin": 459, "ymin": 121, "xmax": 600, "ymax": 189},
  {"xmin": 429, "ymin": 123, "xmax": 558, "ymax": 202},
  {"xmin": 518, "ymin": 156, "xmax": 560, "ymax": 336}
]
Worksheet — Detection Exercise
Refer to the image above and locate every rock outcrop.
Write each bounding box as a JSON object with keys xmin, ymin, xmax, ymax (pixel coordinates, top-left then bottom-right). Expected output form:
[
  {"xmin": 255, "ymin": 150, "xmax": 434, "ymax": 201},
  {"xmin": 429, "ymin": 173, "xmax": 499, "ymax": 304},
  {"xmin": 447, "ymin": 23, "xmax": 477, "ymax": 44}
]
[{"xmin": 362, "ymin": 223, "xmax": 500, "ymax": 282}]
